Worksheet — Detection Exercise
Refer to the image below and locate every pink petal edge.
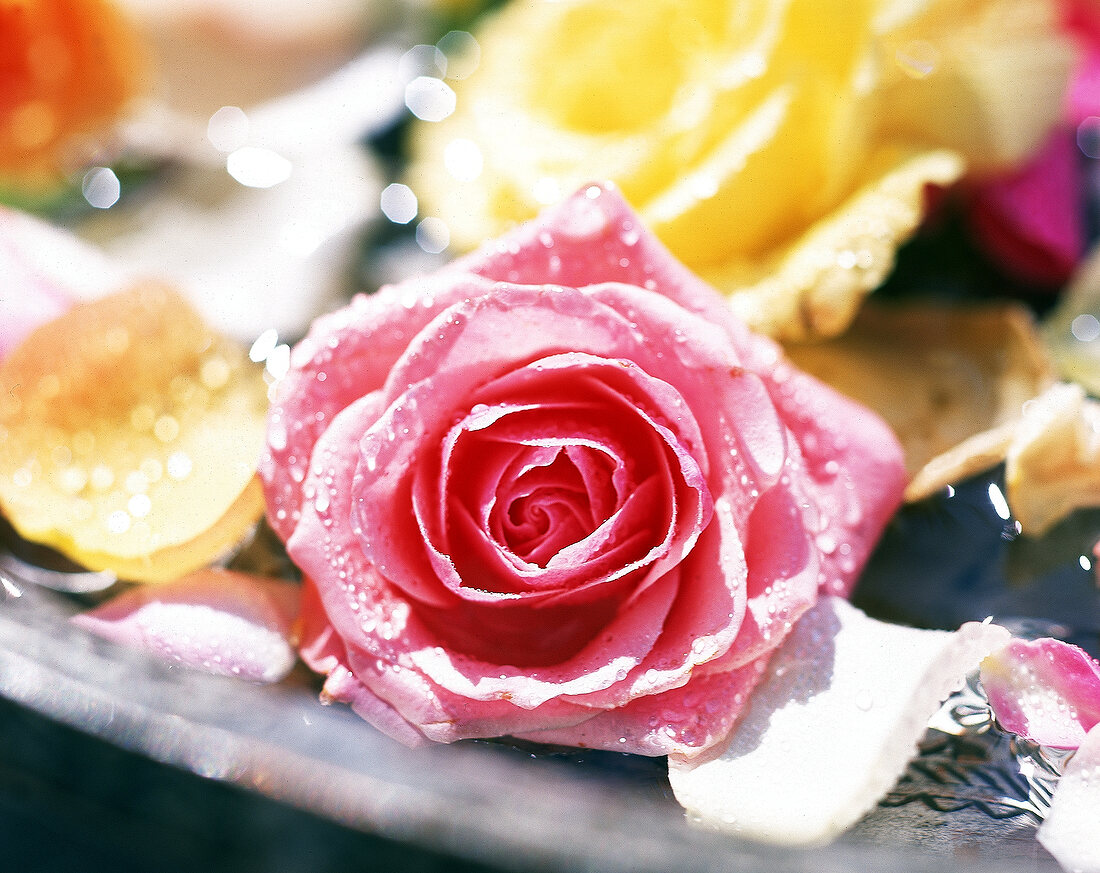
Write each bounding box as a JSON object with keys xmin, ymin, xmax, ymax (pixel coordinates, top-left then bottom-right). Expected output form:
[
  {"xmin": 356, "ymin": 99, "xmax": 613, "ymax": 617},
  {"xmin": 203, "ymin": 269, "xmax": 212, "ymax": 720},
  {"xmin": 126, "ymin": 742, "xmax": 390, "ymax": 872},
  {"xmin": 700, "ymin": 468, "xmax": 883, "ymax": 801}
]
[
  {"xmin": 72, "ymin": 569, "xmax": 301, "ymax": 684},
  {"xmin": 980, "ymin": 637, "xmax": 1100, "ymax": 748}
]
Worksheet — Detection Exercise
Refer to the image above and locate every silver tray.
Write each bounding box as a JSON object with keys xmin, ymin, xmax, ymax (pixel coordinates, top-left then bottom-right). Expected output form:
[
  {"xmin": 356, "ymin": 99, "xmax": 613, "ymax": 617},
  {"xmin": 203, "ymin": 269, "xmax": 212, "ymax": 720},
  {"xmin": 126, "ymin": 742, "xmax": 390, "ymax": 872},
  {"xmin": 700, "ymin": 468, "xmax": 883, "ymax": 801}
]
[{"xmin": 0, "ymin": 467, "xmax": 1087, "ymax": 873}]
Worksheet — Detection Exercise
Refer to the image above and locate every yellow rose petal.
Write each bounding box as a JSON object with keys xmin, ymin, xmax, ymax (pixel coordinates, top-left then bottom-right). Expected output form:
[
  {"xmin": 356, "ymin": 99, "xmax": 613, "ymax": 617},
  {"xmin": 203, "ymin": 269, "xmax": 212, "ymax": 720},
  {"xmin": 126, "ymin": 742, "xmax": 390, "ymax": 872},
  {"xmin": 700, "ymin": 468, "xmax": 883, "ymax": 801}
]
[
  {"xmin": 408, "ymin": 0, "xmax": 1073, "ymax": 341},
  {"xmin": 873, "ymin": 0, "xmax": 1075, "ymax": 173},
  {"xmin": 714, "ymin": 147, "xmax": 964, "ymax": 341},
  {"xmin": 0, "ymin": 283, "xmax": 268, "ymax": 582},
  {"xmin": 1004, "ymin": 383, "xmax": 1100, "ymax": 536}
]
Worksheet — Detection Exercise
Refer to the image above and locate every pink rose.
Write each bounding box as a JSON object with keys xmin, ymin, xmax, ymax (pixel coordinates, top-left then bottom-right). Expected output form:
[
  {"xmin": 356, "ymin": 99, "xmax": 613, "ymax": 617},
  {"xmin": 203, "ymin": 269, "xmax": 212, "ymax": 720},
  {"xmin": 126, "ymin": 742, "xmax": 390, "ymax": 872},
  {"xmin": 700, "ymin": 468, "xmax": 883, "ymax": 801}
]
[{"xmin": 261, "ymin": 184, "xmax": 906, "ymax": 760}]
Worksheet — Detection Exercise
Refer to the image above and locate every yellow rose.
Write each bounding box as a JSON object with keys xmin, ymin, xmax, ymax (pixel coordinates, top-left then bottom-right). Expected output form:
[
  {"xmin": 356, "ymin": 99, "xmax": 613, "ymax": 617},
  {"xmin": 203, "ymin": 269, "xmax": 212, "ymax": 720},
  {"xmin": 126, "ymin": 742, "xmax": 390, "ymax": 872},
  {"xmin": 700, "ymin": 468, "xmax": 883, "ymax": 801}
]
[{"xmin": 409, "ymin": 0, "xmax": 1074, "ymax": 341}]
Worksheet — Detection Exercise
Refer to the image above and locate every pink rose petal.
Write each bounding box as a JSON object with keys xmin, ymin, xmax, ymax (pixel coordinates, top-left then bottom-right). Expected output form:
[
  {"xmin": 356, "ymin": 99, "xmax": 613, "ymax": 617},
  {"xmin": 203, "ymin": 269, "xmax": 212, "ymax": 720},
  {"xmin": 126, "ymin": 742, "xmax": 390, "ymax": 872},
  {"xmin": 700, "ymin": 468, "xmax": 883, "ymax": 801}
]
[
  {"xmin": 458, "ymin": 187, "xmax": 905, "ymax": 597},
  {"xmin": 72, "ymin": 569, "xmax": 300, "ymax": 684},
  {"xmin": 518, "ymin": 657, "xmax": 770, "ymax": 760},
  {"xmin": 262, "ymin": 272, "xmax": 499, "ymax": 541},
  {"xmin": 980, "ymin": 637, "xmax": 1100, "ymax": 748}
]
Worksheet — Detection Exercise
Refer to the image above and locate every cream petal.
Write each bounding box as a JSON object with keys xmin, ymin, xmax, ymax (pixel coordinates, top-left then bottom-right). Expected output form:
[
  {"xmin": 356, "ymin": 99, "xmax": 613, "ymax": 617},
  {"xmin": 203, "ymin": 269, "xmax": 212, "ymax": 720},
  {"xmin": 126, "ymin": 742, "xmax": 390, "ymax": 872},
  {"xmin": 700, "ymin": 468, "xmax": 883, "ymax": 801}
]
[
  {"xmin": 1037, "ymin": 724, "xmax": 1100, "ymax": 873},
  {"xmin": 668, "ymin": 597, "xmax": 1009, "ymax": 845}
]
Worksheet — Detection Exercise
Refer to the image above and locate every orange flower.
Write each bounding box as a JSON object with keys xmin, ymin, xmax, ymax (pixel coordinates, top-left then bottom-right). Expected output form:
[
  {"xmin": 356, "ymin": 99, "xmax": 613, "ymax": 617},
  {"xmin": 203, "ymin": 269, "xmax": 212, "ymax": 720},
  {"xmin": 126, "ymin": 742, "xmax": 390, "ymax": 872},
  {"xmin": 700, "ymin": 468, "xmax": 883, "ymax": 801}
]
[{"xmin": 0, "ymin": 0, "xmax": 144, "ymax": 186}]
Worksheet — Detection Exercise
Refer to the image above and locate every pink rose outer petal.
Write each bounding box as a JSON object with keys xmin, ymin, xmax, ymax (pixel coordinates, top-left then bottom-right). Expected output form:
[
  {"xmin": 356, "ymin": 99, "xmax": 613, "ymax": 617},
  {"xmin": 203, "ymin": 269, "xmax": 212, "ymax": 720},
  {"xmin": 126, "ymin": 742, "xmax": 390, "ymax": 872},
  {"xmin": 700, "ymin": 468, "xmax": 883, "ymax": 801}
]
[
  {"xmin": 668, "ymin": 597, "xmax": 1010, "ymax": 846},
  {"xmin": 1037, "ymin": 723, "xmax": 1100, "ymax": 873},
  {"xmin": 268, "ymin": 184, "xmax": 907, "ymax": 758},
  {"xmin": 72, "ymin": 569, "xmax": 300, "ymax": 684},
  {"xmin": 980, "ymin": 637, "xmax": 1100, "ymax": 749}
]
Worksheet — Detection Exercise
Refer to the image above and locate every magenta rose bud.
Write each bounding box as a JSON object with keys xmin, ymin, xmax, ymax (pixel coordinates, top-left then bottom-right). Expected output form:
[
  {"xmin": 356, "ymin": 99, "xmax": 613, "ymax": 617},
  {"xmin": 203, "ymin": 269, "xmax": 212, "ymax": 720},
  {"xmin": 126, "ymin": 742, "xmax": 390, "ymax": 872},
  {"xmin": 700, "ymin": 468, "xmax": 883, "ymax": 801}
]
[{"xmin": 261, "ymin": 184, "xmax": 906, "ymax": 760}]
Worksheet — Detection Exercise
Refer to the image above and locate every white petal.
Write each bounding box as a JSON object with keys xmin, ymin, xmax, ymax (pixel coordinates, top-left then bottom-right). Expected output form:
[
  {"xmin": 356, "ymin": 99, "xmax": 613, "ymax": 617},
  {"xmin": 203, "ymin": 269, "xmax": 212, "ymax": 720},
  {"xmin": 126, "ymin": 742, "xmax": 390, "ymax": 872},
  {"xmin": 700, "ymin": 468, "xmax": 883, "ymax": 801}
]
[
  {"xmin": 668, "ymin": 596, "xmax": 1010, "ymax": 845},
  {"xmin": 1038, "ymin": 724, "xmax": 1100, "ymax": 873}
]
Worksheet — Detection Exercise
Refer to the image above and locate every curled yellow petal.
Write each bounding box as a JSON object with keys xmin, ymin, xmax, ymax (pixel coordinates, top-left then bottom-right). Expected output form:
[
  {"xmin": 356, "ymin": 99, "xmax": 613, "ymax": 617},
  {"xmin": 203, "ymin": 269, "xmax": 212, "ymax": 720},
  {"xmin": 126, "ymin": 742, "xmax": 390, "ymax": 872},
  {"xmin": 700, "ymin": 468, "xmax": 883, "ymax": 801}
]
[
  {"xmin": 715, "ymin": 147, "xmax": 964, "ymax": 341},
  {"xmin": 0, "ymin": 0, "xmax": 145, "ymax": 187},
  {"xmin": 915, "ymin": 383, "xmax": 1100, "ymax": 534},
  {"xmin": 0, "ymin": 283, "xmax": 268, "ymax": 582},
  {"xmin": 1004, "ymin": 383, "xmax": 1100, "ymax": 536},
  {"xmin": 790, "ymin": 302, "xmax": 1100, "ymax": 534}
]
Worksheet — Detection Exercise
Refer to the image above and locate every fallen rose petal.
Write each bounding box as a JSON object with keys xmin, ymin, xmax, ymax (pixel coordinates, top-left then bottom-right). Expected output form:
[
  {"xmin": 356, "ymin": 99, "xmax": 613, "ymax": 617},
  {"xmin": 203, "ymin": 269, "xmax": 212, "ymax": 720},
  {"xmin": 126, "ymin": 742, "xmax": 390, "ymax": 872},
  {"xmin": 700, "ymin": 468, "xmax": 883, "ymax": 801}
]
[
  {"xmin": 980, "ymin": 637, "xmax": 1100, "ymax": 748},
  {"xmin": 785, "ymin": 301, "xmax": 1055, "ymax": 482},
  {"xmin": 668, "ymin": 596, "xmax": 1010, "ymax": 846},
  {"xmin": 0, "ymin": 283, "xmax": 268, "ymax": 582},
  {"xmin": 1037, "ymin": 723, "xmax": 1100, "ymax": 873},
  {"xmin": 72, "ymin": 568, "xmax": 299, "ymax": 683}
]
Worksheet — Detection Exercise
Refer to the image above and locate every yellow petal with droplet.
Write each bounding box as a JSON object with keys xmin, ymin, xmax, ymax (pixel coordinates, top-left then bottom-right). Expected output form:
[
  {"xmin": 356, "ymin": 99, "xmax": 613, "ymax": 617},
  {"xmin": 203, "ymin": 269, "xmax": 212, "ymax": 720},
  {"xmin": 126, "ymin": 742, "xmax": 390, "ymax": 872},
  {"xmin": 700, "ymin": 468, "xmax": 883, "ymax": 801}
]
[
  {"xmin": 0, "ymin": 283, "xmax": 268, "ymax": 582},
  {"xmin": 714, "ymin": 147, "xmax": 964, "ymax": 341},
  {"xmin": 873, "ymin": 0, "xmax": 1075, "ymax": 174}
]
